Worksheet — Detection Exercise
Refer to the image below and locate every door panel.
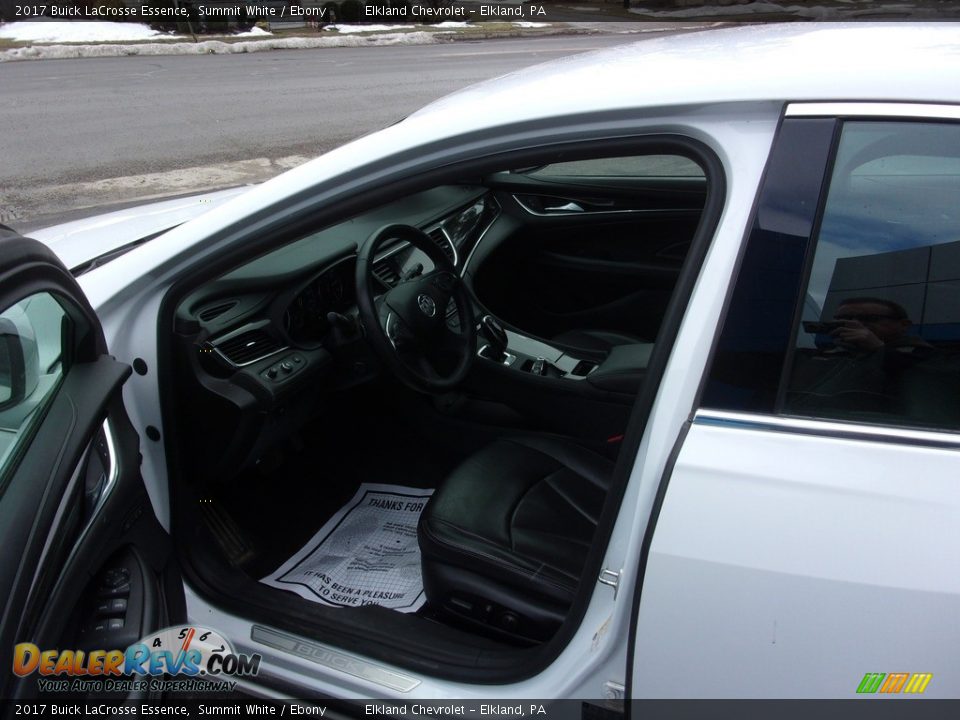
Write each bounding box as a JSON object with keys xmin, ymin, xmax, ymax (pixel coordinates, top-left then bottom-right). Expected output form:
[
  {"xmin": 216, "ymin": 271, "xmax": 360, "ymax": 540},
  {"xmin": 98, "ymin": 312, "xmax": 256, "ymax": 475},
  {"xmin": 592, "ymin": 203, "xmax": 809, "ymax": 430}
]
[
  {"xmin": 632, "ymin": 419, "xmax": 960, "ymax": 698},
  {"xmin": 0, "ymin": 230, "xmax": 184, "ymax": 699},
  {"xmin": 474, "ymin": 209, "xmax": 701, "ymax": 341},
  {"xmin": 473, "ymin": 158, "xmax": 706, "ymax": 342}
]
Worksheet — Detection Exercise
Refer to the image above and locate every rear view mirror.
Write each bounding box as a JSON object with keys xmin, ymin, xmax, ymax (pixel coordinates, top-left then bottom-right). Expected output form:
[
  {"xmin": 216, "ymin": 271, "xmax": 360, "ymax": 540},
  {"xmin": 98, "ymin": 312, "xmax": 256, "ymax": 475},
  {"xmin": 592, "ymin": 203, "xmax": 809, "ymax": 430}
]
[{"xmin": 0, "ymin": 316, "xmax": 39, "ymax": 413}]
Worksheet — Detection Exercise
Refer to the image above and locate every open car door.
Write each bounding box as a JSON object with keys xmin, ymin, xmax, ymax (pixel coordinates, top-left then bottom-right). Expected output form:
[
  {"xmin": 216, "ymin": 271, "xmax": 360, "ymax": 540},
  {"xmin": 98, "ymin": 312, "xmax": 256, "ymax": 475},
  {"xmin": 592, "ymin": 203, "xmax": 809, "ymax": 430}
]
[{"xmin": 0, "ymin": 229, "xmax": 184, "ymax": 700}]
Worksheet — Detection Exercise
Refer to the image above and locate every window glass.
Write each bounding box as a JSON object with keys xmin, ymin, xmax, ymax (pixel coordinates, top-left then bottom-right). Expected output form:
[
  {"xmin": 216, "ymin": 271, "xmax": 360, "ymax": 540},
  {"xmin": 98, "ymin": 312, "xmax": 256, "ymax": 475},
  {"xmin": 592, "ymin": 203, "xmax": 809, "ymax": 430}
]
[
  {"xmin": 522, "ymin": 155, "xmax": 704, "ymax": 178},
  {"xmin": 784, "ymin": 121, "xmax": 960, "ymax": 430},
  {"xmin": 0, "ymin": 293, "xmax": 69, "ymax": 485}
]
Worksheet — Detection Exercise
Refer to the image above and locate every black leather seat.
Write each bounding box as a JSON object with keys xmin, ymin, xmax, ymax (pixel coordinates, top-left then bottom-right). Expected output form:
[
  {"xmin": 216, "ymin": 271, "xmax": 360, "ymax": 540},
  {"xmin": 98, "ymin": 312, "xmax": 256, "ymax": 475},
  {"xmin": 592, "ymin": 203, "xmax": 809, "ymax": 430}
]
[
  {"xmin": 418, "ymin": 436, "xmax": 613, "ymax": 641},
  {"xmin": 552, "ymin": 328, "xmax": 646, "ymax": 353}
]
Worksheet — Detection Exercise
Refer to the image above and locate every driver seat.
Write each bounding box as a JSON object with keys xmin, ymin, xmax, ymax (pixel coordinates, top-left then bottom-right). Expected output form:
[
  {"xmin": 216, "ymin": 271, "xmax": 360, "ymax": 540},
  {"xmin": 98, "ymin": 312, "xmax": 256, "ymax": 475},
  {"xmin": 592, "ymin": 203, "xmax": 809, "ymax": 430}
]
[{"xmin": 418, "ymin": 436, "xmax": 613, "ymax": 641}]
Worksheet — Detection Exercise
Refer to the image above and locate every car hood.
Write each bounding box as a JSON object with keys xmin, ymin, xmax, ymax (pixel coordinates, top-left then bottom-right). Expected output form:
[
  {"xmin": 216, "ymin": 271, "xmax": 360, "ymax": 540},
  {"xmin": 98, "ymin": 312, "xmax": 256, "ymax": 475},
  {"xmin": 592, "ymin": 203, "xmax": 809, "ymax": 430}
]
[{"xmin": 26, "ymin": 187, "xmax": 251, "ymax": 272}]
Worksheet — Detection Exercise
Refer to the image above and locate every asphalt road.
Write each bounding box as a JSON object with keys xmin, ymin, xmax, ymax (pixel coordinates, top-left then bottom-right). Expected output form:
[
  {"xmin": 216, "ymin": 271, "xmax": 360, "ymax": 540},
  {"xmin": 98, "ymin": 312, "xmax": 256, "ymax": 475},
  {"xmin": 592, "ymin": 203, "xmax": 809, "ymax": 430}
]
[{"xmin": 0, "ymin": 33, "xmax": 671, "ymax": 226}]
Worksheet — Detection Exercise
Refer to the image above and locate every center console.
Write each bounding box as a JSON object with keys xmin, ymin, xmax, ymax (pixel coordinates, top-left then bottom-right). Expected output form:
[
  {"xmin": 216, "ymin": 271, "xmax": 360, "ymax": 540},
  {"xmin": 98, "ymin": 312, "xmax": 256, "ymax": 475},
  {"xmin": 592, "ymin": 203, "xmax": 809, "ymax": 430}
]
[
  {"xmin": 465, "ymin": 315, "xmax": 654, "ymax": 445},
  {"xmin": 479, "ymin": 325, "xmax": 600, "ymax": 380},
  {"xmin": 477, "ymin": 315, "xmax": 651, "ymax": 392}
]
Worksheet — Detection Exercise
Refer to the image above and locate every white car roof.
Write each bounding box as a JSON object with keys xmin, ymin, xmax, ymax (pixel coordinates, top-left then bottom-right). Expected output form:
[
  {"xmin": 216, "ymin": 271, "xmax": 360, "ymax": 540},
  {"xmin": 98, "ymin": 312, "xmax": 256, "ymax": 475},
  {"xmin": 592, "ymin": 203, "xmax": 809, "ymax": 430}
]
[
  {"xmin": 261, "ymin": 22, "xmax": 960, "ymax": 215},
  {"xmin": 411, "ymin": 23, "xmax": 960, "ymax": 126}
]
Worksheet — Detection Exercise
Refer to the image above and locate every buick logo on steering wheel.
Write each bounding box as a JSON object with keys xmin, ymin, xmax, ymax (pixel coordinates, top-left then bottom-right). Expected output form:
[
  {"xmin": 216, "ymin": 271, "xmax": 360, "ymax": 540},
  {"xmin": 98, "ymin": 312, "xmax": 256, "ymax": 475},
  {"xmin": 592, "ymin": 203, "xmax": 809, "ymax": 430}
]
[{"xmin": 417, "ymin": 293, "xmax": 437, "ymax": 318}]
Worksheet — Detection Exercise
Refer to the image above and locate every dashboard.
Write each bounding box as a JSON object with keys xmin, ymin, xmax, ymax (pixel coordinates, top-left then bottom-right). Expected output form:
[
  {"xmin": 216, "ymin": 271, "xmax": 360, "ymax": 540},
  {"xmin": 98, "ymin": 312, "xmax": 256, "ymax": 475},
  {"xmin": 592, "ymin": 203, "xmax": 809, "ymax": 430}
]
[
  {"xmin": 176, "ymin": 186, "xmax": 498, "ymax": 375},
  {"xmin": 283, "ymin": 256, "xmax": 356, "ymax": 345},
  {"xmin": 170, "ymin": 185, "xmax": 498, "ymax": 482}
]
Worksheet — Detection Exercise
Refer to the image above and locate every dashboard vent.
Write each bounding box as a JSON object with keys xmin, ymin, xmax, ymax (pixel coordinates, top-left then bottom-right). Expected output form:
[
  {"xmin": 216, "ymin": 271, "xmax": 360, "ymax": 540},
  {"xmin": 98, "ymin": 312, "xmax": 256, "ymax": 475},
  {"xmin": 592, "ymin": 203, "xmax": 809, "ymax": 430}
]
[
  {"xmin": 372, "ymin": 261, "xmax": 400, "ymax": 288},
  {"xmin": 198, "ymin": 300, "xmax": 237, "ymax": 322},
  {"xmin": 215, "ymin": 330, "xmax": 282, "ymax": 366},
  {"xmin": 429, "ymin": 228, "xmax": 456, "ymax": 264}
]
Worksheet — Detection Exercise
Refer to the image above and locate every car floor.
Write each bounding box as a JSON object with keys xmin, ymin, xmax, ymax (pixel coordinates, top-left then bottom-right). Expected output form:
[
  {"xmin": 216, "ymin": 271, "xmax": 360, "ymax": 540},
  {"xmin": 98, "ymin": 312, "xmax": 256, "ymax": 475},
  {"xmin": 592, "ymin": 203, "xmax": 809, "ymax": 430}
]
[{"xmin": 207, "ymin": 381, "xmax": 493, "ymax": 580}]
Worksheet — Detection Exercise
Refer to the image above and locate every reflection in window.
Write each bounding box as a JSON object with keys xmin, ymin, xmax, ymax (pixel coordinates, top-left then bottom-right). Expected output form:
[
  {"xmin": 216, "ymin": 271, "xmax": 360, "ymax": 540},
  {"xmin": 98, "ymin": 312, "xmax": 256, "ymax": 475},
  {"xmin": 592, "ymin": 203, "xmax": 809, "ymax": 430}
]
[
  {"xmin": 0, "ymin": 293, "xmax": 69, "ymax": 485},
  {"xmin": 521, "ymin": 155, "xmax": 705, "ymax": 179},
  {"xmin": 785, "ymin": 121, "xmax": 960, "ymax": 430}
]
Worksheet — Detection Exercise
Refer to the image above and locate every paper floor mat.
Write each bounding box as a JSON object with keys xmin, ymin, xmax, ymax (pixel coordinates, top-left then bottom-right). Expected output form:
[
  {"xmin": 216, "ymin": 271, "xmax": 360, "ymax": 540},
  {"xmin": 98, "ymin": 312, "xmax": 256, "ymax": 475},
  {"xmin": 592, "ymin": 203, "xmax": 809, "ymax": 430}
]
[{"xmin": 261, "ymin": 483, "xmax": 434, "ymax": 612}]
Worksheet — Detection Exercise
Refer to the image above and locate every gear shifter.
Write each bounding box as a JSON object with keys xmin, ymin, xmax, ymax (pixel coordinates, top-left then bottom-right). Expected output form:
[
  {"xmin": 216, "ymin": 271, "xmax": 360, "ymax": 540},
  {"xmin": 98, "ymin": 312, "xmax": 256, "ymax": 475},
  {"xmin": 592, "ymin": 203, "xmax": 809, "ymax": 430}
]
[{"xmin": 480, "ymin": 315, "xmax": 509, "ymax": 362}]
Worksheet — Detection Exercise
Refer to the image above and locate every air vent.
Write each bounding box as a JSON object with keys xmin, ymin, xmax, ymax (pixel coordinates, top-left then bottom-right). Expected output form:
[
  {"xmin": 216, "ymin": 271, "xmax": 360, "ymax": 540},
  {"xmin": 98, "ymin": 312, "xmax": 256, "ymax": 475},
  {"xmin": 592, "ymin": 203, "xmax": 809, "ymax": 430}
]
[
  {"xmin": 429, "ymin": 228, "xmax": 456, "ymax": 264},
  {"xmin": 372, "ymin": 261, "xmax": 400, "ymax": 288},
  {"xmin": 198, "ymin": 300, "xmax": 237, "ymax": 322},
  {"xmin": 215, "ymin": 330, "xmax": 282, "ymax": 366}
]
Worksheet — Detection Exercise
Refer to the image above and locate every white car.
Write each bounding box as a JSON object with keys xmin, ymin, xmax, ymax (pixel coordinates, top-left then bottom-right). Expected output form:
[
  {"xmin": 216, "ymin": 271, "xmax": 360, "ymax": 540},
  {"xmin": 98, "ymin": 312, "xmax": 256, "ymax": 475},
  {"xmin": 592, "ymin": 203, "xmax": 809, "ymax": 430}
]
[{"xmin": 1, "ymin": 22, "xmax": 958, "ymax": 707}]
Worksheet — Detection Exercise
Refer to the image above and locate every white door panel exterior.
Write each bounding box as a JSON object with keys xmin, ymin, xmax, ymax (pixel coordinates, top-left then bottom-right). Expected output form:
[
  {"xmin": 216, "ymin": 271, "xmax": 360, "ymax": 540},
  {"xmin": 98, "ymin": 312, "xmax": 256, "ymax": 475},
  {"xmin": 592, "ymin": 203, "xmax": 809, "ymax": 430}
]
[{"xmin": 633, "ymin": 418, "xmax": 960, "ymax": 698}]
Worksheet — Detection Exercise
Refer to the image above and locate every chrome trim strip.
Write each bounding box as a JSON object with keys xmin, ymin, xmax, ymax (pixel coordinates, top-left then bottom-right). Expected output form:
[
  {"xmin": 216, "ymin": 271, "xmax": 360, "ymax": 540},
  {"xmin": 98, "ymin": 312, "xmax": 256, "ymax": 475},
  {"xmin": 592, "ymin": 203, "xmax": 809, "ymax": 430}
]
[
  {"xmin": 30, "ymin": 443, "xmax": 89, "ymax": 603},
  {"xmin": 694, "ymin": 409, "xmax": 960, "ymax": 449},
  {"xmin": 461, "ymin": 198, "xmax": 502, "ymax": 277},
  {"xmin": 513, "ymin": 193, "xmax": 702, "ymax": 218},
  {"xmin": 373, "ymin": 225, "xmax": 458, "ymax": 268},
  {"xmin": 209, "ymin": 321, "xmax": 289, "ymax": 368},
  {"xmin": 27, "ymin": 419, "xmax": 121, "ymax": 615},
  {"xmin": 385, "ymin": 312, "xmax": 398, "ymax": 351},
  {"xmin": 477, "ymin": 344, "xmax": 517, "ymax": 366},
  {"xmin": 434, "ymin": 225, "xmax": 459, "ymax": 267},
  {"xmin": 92, "ymin": 418, "xmax": 119, "ymax": 517},
  {"xmin": 213, "ymin": 345, "xmax": 287, "ymax": 369},
  {"xmin": 786, "ymin": 102, "xmax": 960, "ymax": 120},
  {"xmin": 251, "ymin": 625, "xmax": 421, "ymax": 693}
]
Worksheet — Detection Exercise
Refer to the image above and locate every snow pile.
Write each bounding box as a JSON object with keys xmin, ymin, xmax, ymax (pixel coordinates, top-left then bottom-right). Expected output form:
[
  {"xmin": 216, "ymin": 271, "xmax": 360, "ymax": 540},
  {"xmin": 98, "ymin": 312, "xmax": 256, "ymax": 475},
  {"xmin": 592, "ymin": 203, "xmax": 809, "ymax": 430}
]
[
  {"xmin": 629, "ymin": 1, "xmax": 934, "ymax": 19},
  {"xmin": 513, "ymin": 21, "xmax": 549, "ymax": 28},
  {"xmin": 0, "ymin": 21, "xmax": 180, "ymax": 43},
  {"xmin": 325, "ymin": 24, "xmax": 415, "ymax": 33},
  {"xmin": 1, "ymin": 31, "xmax": 440, "ymax": 62},
  {"xmin": 231, "ymin": 26, "xmax": 272, "ymax": 38}
]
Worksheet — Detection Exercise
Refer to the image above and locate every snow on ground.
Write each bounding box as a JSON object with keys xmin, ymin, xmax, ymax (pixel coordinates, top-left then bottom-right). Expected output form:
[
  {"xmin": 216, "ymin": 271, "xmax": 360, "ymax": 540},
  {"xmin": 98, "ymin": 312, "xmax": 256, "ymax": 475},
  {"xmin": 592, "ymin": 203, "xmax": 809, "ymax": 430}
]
[
  {"xmin": 231, "ymin": 27, "xmax": 271, "ymax": 38},
  {"xmin": 0, "ymin": 21, "xmax": 180, "ymax": 43},
  {"xmin": 1, "ymin": 31, "xmax": 439, "ymax": 62},
  {"xmin": 629, "ymin": 1, "xmax": 932, "ymax": 18},
  {"xmin": 325, "ymin": 24, "xmax": 415, "ymax": 33},
  {"xmin": 513, "ymin": 21, "xmax": 549, "ymax": 28}
]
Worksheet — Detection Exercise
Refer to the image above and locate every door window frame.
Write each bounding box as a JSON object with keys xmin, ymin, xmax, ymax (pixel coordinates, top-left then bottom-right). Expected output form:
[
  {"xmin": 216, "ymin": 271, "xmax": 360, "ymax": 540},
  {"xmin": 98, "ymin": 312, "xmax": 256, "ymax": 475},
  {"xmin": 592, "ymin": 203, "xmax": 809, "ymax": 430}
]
[{"xmin": 698, "ymin": 102, "xmax": 960, "ymax": 446}]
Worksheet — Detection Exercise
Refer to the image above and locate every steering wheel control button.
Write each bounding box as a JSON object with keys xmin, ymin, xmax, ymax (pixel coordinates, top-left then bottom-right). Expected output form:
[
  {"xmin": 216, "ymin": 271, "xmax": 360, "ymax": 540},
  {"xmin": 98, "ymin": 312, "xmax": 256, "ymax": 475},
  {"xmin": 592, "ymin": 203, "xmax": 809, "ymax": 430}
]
[{"xmin": 417, "ymin": 293, "xmax": 437, "ymax": 318}]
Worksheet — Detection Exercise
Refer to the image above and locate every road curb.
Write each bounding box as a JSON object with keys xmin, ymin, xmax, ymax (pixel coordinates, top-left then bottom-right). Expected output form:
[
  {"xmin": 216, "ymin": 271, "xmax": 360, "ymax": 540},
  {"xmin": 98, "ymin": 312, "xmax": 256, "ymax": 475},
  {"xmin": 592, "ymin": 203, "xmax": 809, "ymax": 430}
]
[{"xmin": 0, "ymin": 25, "xmax": 610, "ymax": 63}]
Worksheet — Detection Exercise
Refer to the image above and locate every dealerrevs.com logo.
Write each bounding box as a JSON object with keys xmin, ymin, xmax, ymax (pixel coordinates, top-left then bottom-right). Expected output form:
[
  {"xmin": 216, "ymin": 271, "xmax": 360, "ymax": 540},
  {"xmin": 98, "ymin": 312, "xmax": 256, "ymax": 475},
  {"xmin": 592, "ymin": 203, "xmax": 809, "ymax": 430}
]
[{"xmin": 12, "ymin": 626, "xmax": 260, "ymax": 694}]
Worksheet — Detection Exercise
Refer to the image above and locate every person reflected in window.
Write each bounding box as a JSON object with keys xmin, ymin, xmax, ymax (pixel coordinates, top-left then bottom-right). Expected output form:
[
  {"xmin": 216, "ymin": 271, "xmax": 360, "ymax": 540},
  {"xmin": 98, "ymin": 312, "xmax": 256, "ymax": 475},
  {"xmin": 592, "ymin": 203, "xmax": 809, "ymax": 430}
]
[
  {"xmin": 788, "ymin": 297, "xmax": 947, "ymax": 421},
  {"xmin": 828, "ymin": 297, "xmax": 932, "ymax": 355}
]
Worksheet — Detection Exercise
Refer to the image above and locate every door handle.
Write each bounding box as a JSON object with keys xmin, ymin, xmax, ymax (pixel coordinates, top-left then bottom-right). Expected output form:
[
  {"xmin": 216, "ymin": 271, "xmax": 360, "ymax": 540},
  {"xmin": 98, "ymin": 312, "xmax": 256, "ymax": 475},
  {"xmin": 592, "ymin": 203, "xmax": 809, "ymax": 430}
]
[{"xmin": 544, "ymin": 202, "xmax": 584, "ymax": 213}]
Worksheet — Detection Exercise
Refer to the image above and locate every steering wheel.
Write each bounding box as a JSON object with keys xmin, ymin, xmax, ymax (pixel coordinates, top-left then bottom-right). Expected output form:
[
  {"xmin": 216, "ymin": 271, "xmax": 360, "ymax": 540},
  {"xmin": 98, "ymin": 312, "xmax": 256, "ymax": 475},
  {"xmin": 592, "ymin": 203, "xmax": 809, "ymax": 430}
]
[{"xmin": 356, "ymin": 224, "xmax": 477, "ymax": 392}]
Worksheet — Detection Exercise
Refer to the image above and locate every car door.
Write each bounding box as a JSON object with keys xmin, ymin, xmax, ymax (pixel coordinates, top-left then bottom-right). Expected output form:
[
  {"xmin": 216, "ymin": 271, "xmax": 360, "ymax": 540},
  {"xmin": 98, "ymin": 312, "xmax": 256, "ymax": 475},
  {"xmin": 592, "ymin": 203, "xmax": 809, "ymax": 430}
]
[
  {"xmin": 629, "ymin": 106, "xmax": 960, "ymax": 698},
  {"xmin": 472, "ymin": 156, "xmax": 706, "ymax": 343},
  {"xmin": 0, "ymin": 228, "xmax": 184, "ymax": 700}
]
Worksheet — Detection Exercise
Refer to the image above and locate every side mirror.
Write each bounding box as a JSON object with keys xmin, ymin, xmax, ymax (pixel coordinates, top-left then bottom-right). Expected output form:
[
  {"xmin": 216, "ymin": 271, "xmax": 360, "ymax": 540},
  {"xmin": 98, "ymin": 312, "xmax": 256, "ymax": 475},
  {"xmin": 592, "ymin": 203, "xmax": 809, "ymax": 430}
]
[{"xmin": 0, "ymin": 315, "xmax": 39, "ymax": 413}]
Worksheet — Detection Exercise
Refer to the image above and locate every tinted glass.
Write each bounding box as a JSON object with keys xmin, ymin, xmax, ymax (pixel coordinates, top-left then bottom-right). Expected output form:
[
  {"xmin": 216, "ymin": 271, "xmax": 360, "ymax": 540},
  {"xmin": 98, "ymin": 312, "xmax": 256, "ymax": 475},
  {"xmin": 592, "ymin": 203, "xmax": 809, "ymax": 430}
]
[
  {"xmin": 0, "ymin": 293, "xmax": 69, "ymax": 486},
  {"xmin": 785, "ymin": 121, "xmax": 960, "ymax": 430},
  {"xmin": 701, "ymin": 119, "xmax": 837, "ymax": 412},
  {"xmin": 526, "ymin": 155, "xmax": 704, "ymax": 178}
]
